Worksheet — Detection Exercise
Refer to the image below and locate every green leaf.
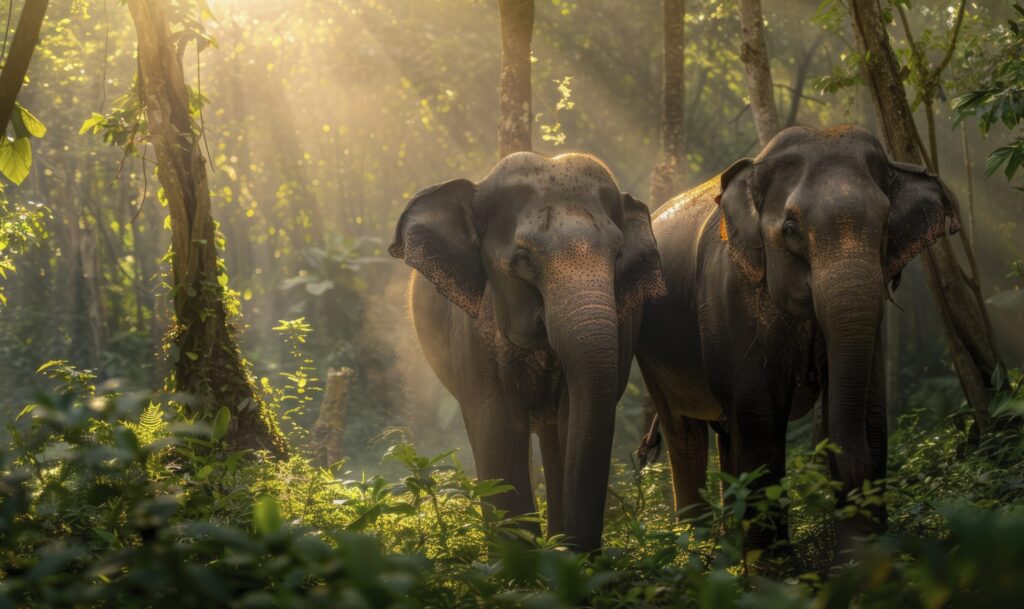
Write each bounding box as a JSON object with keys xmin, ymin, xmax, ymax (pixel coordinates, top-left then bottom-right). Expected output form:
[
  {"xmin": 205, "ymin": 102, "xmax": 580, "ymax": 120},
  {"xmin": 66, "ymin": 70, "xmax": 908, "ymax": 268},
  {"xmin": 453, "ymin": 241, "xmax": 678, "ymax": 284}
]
[
  {"xmin": 79, "ymin": 112, "xmax": 105, "ymax": 135},
  {"xmin": 15, "ymin": 403, "xmax": 36, "ymax": 420},
  {"xmin": 346, "ymin": 503, "xmax": 383, "ymax": 531},
  {"xmin": 14, "ymin": 104, "xmax": 46, "ymax": 138},
  {"xmin": 36, "ymin": 360, "xmax": 65, "ymax": 373},
  {"xmin": 212, "ymin": 406, "xmax": 231, "ymax": 441},
  {"xmin": 0, "ymin": 137, "xmax": 32, "ymax": 185},
  {"xmin": 986, "ymin": 144, "xmax": 1019, "ymax": 178},
  {"xmin": 254, "ymin": 495, "xmax": 283, "ymax": 535}
]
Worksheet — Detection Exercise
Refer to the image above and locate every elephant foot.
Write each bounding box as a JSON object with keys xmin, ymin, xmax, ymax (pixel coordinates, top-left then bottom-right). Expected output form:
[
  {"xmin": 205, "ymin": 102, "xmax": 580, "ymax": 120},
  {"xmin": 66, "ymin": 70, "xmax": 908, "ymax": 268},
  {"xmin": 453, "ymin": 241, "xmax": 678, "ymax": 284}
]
[
  {"xmin": 745, "ymin": 538, "xmax": 796, "ymax": 577},
  {"xmin": 831, "ymin": 517, "xmax": 880, "ymax": 568}
]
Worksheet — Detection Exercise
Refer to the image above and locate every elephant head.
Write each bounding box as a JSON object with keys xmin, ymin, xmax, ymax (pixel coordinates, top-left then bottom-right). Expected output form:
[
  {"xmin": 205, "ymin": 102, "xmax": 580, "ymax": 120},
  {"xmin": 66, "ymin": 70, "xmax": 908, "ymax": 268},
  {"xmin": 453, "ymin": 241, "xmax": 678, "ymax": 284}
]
[
  {"xmin": 716, "ymin": 125, "xmax": 958, "ymax": 499},
  {"xmin": 389, "ymin": 152, "xmax": 666, "ymax": 550}
]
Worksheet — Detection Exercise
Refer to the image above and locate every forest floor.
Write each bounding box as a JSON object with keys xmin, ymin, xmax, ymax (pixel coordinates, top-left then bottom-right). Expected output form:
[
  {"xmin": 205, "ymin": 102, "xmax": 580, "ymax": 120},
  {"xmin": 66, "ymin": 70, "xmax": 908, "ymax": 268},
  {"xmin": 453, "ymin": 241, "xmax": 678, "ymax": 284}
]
[{"xmin": 0, "ymin": 363, "xmax": 1022, "ymax": 608}]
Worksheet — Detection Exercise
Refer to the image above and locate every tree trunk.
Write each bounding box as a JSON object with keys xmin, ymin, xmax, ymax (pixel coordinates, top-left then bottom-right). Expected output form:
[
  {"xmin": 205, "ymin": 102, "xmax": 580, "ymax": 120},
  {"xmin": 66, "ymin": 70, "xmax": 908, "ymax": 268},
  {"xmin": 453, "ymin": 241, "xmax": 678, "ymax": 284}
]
[
  {"xmin": 310, "ymin": 368, "xmax": 354, "ymax": 467},
  {"xmin": 0, "ymin": 0, "xmax": 49, "ymax": 134},
  {"xmin": 650, "ymin": 0, "xmax": 686, "ymax": 207},
  {"xmin": 126, "ymin": 0, "xmax": 287, "ymax": 455},
  {"xmin": 784, "ymin": 33, "xmax": 824, "ymax": 128},
  {"xmin": 497, "ymin": 0, "xmax": 533, "ymax": 157},
  {"xmin": 78, "ymin": 218, "xmax": 106, "ymax": 364},
  {"xmin": 738, "ymin": 0, "xmax": 780, "ymax": 147},
  {"xmin": 848, "ymin": 0, "xmax": 1003, "ymax": 433}
]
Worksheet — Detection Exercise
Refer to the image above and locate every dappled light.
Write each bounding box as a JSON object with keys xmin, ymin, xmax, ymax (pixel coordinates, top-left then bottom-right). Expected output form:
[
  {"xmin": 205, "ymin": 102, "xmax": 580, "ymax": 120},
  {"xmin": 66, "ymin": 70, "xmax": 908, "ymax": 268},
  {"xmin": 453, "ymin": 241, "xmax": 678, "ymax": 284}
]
[{"xmin": 0, "ymin": 0, "xmax": 1022, "ymax": 606}]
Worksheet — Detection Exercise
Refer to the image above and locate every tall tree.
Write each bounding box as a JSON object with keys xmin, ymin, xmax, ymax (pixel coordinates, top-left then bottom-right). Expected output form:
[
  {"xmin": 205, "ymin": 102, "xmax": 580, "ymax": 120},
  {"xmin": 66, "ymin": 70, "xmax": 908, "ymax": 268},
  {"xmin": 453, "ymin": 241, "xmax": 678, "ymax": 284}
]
[
  {"xmin": 847, "ymin": 0, "xmax": 1004, "ymax": 433},
  {"xmin": 738, "ymin": 0, "xmax": 780, "ymax": 147},
  {"xmin": 640, "ymin": 0, "xmax": 688, "ymax": 463},
  {"xmin": 125, "ymin": 0, "xmax": 287, "ymax": 455},
  {"xmin": 497, "ymin": 0, "xmax": 533, "ymax": 157},
  {"xmin": 650, "ymin": 0, "xmax": 686, "ymax": 208},
  {"xmin": 0, "ymin": 0, "xmax": 49, "ymax": 134}
]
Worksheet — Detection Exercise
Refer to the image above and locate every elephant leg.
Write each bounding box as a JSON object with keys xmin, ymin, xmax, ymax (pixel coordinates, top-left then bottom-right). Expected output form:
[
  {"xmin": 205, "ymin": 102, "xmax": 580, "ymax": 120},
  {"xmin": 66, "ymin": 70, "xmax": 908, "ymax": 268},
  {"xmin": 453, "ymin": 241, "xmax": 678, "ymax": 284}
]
[
  {"xmin": 710, "ymin": 421, "xmax": 734, "ymax": 475},
  {"xmin": 661, "ymin": 414, "xmax": 709, "ymax": 520},
  {"xmin": 636, "ymin": 362, "xmax": 711, "ymax": 519},
  {"xmin": 538, "ymin": 423, "xmax": 564, "ymax": 537},
  {"xmin": 463, "ymin": 398, "xmax": 538, "ymax": 537},
  {"xmin": 729, "ymin": 394, "xmax": 789, "ymax": 553},
  {"xmin": 713, "ymin": 423, "xmax": 734, "ymax": 507}
]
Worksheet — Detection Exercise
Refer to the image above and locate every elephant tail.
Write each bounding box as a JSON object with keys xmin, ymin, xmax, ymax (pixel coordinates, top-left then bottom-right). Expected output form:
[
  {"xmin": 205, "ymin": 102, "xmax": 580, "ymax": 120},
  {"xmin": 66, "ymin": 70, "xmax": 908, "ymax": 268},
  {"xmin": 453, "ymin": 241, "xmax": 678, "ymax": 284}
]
[{"xmin": 635, "ymin": 414, "xmax": 662, "ymax": 468}]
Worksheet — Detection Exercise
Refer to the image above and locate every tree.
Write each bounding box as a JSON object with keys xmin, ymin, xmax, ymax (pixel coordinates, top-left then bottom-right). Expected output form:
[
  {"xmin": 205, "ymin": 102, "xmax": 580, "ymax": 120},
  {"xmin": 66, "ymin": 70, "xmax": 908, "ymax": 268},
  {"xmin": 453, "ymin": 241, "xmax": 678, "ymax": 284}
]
[
  {"xmin": 0, "ymin": 0, "xmax": 49, "ymax": 307},
  {"xmin": 125, "ymin": 0, "xmax": 286, "ymax": 455},
  {"xmin": 738, "ymin": 0, "xmax": 780, "ymax": 147},
  {"xmin": 650, "ymin": 0, "xmax": 686, "ymax": 207},
  {"xmin": 497, "ymin": 0, "xmax": 533, "ymax": 157},
  {"xmin": 847, "ymin": 0, "xmax": 1004, "ymax": 433},
  {"xmin": 0, "ymin": 0, "xmax": 49, "ymax": 135}
]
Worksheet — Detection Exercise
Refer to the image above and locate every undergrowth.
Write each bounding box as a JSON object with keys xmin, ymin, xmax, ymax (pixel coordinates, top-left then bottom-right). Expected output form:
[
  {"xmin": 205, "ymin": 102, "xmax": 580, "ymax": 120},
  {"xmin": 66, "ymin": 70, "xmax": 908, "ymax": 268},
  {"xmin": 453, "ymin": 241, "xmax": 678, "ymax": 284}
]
[{"xmin": 0, "ymin": 364, "xmax": 1022, "ymax": 607}]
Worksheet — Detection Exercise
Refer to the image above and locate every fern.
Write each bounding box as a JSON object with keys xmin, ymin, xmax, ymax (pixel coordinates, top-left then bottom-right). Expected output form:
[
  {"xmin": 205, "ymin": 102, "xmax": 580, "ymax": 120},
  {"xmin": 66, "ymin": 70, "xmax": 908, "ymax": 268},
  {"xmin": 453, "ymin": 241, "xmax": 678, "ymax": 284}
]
[{"xmin": 125, "ymin": 402, "xmax": 168, "ymax": 447}]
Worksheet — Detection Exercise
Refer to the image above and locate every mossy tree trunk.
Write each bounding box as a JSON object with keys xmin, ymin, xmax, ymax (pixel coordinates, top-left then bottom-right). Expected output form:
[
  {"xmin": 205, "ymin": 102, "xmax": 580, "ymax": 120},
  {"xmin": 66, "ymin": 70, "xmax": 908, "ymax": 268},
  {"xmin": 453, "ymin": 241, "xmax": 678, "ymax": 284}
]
[
  {"xmin": 310, "ymin": 368, "xmax": 354, "ymax": 467},
  {"xmin": 126, "ymin": 0, "xmax": 286, "ymax": 455}
]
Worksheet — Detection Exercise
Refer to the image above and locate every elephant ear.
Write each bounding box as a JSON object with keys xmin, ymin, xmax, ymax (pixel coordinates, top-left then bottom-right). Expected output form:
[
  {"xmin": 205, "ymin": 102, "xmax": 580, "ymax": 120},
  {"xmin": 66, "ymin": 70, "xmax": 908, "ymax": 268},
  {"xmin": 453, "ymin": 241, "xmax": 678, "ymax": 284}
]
[
  {"xmin": 617, "ymin": 193, "xmax": 667, "ymax": 317},
  {"xmin": 389, "ymin": 178, "xmax": 487, "ymax": 317},
  {"xmin": 884, "ymin": 161, "xmax": 961, "ymax": 285},
  {"xmin": 716, "ymin": 158, "xmax": 764, "ymax": 284}
]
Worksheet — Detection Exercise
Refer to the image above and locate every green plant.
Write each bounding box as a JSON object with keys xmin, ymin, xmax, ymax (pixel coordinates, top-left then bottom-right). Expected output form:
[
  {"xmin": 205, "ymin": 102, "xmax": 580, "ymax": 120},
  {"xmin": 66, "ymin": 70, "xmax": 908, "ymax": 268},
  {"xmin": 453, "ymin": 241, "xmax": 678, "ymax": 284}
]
[{"xmin": 953, "ymin": 3, "xmax": 1024, "ymax": 182}]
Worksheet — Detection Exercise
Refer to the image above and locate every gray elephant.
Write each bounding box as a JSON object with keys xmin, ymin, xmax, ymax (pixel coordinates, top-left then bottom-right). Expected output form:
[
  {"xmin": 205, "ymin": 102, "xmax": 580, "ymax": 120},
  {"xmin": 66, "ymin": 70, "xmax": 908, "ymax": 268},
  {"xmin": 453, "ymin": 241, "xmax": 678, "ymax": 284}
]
[
  {"xmin": 390, "ymin": 152, "xmax": 666, "ymax": 551},
  {"xmin": 636, "ymin": 126, "xmax": 959, "ymax": 555}
]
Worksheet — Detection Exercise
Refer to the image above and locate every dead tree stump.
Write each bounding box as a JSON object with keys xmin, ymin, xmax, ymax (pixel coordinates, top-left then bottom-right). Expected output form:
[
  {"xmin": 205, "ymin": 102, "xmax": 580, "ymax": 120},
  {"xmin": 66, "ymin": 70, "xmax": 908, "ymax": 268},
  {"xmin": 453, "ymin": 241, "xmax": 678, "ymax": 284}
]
[{"xmin": 310, "ymin": 367, "xmax": 354, "ymax": 467}]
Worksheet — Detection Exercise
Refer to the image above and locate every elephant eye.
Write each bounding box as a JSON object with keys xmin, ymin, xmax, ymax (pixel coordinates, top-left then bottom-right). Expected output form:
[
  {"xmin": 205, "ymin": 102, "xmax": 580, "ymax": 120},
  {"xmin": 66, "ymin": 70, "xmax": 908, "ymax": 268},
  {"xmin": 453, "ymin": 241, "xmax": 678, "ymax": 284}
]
[
  {"xmin": 512, "ymin": 249, "xmax": 538, "ymax": 281},
  {"xmin": 782, "ymin": 220, "xmax": 804, "ymax": 251}
]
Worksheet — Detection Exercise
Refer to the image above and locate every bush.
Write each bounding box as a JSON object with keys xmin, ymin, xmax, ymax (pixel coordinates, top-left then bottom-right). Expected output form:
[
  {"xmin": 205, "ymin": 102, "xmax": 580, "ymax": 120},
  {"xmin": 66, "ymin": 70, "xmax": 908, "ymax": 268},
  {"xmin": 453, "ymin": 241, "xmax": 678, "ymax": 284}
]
[{"xmin": 1, "ymin": 369, "xmax": 1022, "ymax": 607}]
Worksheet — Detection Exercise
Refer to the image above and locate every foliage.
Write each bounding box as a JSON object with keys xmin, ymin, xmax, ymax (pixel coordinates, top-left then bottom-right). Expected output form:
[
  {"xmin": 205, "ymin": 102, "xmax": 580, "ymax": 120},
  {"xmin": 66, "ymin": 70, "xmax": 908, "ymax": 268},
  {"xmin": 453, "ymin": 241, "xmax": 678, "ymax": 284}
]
[
  {"xmin": 953, "ymin": 3, "xmax": 1024, "ymax": 182},
  {"xmin": 1, "ymin": 363, "xmax": 1022, "ymax": 607},
  {"xmin": 0, "ymin": 196, "xmax": 48, "ymax": 305},
  {"xmin": 0, "ymin": 1, "xmax": 1023, "ymax": 606},
  {"xmin": 265, "ymin": 317, "xmax": 320, "ymax": 443}
]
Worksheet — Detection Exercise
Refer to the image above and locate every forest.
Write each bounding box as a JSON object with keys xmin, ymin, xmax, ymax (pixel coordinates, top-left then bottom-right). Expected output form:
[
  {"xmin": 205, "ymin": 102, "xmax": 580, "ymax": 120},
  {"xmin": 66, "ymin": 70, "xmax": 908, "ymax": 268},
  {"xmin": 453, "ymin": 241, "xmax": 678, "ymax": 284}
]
[{"xmin": 0, "ymin": 0, "xmax": 1022, "ymax": 606}]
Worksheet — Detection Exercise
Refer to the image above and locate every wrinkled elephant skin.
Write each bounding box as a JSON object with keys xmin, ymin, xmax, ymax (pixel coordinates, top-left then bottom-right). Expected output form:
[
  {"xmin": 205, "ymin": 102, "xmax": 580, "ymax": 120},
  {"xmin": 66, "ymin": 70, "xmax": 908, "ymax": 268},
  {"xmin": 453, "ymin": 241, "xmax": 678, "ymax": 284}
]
[
  {"xmin": 637, "ymin": 126, "xmax": 959, "ymax": 559},
  {"xmin": 391, "ymin": 152, "xmax": 666, "ymax": 551}
]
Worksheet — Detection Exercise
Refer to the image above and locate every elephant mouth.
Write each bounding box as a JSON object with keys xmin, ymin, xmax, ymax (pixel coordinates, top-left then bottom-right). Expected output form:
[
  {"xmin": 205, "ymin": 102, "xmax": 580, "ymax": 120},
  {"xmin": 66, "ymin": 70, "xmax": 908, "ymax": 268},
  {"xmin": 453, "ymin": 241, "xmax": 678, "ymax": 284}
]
[{"xmin": 502, "ymin": 304, "xmax": 550, "ymax": 351}]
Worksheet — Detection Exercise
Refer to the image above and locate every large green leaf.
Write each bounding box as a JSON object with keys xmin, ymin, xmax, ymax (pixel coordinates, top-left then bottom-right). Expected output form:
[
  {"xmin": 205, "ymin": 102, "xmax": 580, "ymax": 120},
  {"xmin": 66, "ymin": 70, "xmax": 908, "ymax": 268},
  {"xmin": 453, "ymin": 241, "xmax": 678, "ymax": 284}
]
[
  {"xmin": 12, "ymin": 103, "xmax": 46, "ymax": 138},
  {"xmin": 212, "ymin": 406, "xmax": 231, "ymax": 441},
  {"xmin": 0, "ymin": 137, "xmax": 32, "ymax": 185}
]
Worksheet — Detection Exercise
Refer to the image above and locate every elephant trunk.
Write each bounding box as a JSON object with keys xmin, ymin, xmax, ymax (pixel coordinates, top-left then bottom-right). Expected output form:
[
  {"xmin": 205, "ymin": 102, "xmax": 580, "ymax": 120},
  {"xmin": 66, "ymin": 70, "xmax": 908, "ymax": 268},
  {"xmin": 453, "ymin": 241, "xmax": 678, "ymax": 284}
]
[
  {"xmin": 545, "ymin": 269, "xmax": 620, "ymax": 552},
  {"xmin": 812, "ymin": 256, "xmax": 883, "ymax": 496}
]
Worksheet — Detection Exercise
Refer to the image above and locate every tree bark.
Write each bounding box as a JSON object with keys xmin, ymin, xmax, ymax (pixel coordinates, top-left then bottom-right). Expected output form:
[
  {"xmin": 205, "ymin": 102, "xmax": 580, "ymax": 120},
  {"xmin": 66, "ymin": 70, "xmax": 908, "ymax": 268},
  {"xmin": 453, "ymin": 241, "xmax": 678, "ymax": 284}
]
[
  {"xmin": 126, "ymin": 0, "xmax": 286, "ymax": 455},
  {"xmin": 497, "ymin": 0, "xmax": 533, "ymax": 157},
  {"xmin": 848, "ymin": 0, "xmax": 1002, "ymax": 433},
  {"xmin": 0, "ymin": 0, "xmax": 49, "ymax": 135},
  {"xmin": 650, "ymin": 0, "xmax": 686, "ymax": 207},
  {"xmin": 310, "ymin": 368, "xmax": 354, "ymax": 467},
  {"xmin": 738, "ymin": 0, "xmax": 780, "ymax": 147}
]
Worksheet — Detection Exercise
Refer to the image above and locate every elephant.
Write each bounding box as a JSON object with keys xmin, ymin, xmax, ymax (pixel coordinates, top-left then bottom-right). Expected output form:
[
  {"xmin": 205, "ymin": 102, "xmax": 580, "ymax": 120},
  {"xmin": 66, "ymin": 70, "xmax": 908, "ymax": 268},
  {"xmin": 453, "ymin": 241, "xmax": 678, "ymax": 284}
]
[
  {"xmin": 389, "ymin": 152, "xmax": 666, "ymax": 551},
  {"xmin": 635, "ymin": 125, "xmax": 959, "ymax": 556}
]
